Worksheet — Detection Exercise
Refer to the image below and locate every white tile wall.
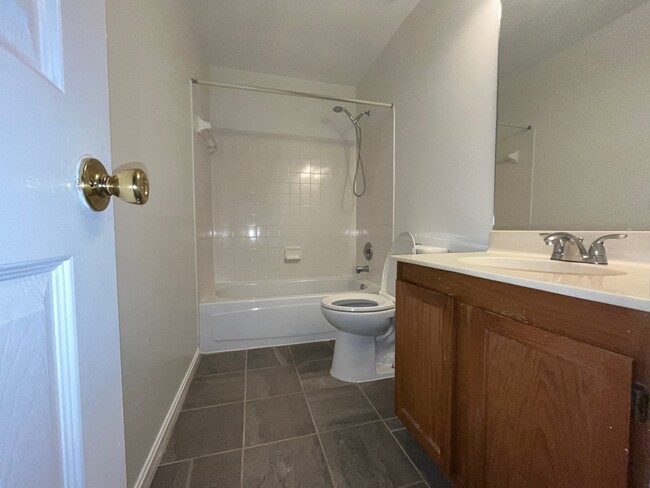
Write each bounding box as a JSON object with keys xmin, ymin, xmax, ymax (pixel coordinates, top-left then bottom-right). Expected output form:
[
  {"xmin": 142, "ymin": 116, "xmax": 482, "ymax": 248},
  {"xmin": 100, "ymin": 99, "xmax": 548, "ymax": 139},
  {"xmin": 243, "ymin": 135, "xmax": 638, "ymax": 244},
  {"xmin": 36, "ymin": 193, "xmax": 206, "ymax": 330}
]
[
  {"xmin": 354, "ymin": 108, "xmax": 395, "ymax": 286},
  {"xmin": 212, "ymin": 129, "xmax": 357, "ymax": 282}
]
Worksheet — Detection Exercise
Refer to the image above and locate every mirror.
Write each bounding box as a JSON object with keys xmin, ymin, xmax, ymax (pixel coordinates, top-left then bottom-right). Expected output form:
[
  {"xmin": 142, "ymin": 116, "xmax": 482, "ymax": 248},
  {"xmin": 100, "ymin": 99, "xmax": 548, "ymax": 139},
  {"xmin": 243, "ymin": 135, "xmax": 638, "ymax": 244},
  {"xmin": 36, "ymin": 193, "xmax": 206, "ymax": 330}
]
[{"xmin": 494, "ymin": 0, "xmax": 650, "ymax": 230}]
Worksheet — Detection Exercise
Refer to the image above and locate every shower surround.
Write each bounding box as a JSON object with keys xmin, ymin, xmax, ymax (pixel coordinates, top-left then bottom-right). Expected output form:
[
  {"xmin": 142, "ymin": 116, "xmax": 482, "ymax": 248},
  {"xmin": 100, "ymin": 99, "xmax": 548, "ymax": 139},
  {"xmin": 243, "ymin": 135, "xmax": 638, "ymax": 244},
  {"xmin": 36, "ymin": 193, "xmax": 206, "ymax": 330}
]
[{"xmin": 212, "ymin": 128, "xmax": 357, "ymax": 283}]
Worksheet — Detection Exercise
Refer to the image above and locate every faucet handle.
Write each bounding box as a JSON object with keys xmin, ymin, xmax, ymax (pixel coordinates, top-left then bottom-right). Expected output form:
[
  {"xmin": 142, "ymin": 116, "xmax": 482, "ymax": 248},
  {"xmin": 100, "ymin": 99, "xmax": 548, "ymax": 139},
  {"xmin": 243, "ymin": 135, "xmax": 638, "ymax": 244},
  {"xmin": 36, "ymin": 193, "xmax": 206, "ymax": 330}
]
[
  {"xmin": 587, "ymin": 234, "xmax": 628, "ymax": 264},
  {"xmin": 591, "ymin": 234, "xmax": 628, "ymax": 244},
  {"xmin": 540, "ymin": 232, "xmax": 588, "ymax": 261},
  {"xmin": 540, "ymin": 232, "xmax": 583, "ymax": 243}
]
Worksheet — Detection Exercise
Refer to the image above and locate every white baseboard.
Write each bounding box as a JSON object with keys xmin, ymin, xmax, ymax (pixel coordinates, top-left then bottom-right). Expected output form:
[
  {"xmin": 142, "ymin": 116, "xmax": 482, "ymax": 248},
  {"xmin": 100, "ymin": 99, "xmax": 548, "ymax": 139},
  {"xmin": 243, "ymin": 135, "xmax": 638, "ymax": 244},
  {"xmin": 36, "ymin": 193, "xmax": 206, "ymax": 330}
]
[{"xmin": 132, "ymin": 348, "xmax": 200, "ymax": 488}]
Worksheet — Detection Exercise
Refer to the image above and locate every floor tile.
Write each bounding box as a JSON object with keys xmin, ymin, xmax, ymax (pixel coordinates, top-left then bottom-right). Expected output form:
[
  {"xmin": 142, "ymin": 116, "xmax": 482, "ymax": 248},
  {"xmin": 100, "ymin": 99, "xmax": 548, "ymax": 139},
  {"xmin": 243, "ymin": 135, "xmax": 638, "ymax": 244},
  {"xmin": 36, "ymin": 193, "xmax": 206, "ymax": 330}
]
[
  {"xmin": 245, "ymin": 393, "xmax": 315, "ymax": 446},
  {"xmin": 296, "ymin": 358, "xmax": 347, "ymax": 391},
  {"xmin": 290, "ymin": 341, "xmax": 333, "ymax": 364},
  {"xmin": 246, "ymin": 365, "xmax": 302, "ymax": 400},
  {"xmin": 150, "ymin": 461, "xmax": 190, "ymax": 488},
  {"xmin": 385, "ymin": 417, "xmax": 405, "ymax": 431},
  {"xmin": 183, "ymin": 371, "xmax": 245, "ymax": 410},
  {"xmin": 243, "ymin": 435, "xmax": 333, "ymax": 487},
  {"xmin": 247, "ymin": 346, "xmax": 293, "ymax": 370},
  {"xmin": 162, "ymin": 403, "xmax": 243, "ymax": 462},
  {"xmin": 196, "ymin": 350, "xmax": 246, "ymax": 377},
  {"xmin": 320, "ymin": 421, "xmax": 421, "ymax": 488},
  {"xmin": 393, "ymin": 429, "xmax": 453, "ymax": 488},
  {"xmin": 360, "ymin": 378, "xmax": 395, "ymax": 418},
  {"xmin": 189, "ymin": 450, "xmax": 242, "ymax": 488},
  {"xmin": 328, "ymin": 340, "xmax": 335, "ymax": 350},
  {"xmin": 306, "ymin": 385, "xmax": 379, "ymax": 432}
]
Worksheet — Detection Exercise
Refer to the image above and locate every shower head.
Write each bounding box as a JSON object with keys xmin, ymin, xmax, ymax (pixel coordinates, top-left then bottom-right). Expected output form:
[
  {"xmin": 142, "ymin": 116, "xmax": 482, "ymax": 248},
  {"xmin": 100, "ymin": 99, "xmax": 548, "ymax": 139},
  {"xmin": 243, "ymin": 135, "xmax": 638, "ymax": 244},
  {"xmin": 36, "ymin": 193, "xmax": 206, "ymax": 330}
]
[
  {"xmin": 332, "ymin": 105, "xmax": 370, "ymax": 126},
  {"xmin": 332, "ymin": 105, "xmax": 356, "ymax": 125}
]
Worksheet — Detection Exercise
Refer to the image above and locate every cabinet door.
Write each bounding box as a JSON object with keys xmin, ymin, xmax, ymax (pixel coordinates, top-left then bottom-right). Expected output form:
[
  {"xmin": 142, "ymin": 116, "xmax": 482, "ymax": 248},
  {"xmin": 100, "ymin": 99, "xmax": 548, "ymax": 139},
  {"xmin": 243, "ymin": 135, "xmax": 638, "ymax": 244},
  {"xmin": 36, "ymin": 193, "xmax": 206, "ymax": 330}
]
[
  {"xmin": 395, "ymin": 280, "xmax": 455, "ymax": 471},
  {"xmin": 455, "ymin": 305, "xmax": 632, "ymax": 488}
]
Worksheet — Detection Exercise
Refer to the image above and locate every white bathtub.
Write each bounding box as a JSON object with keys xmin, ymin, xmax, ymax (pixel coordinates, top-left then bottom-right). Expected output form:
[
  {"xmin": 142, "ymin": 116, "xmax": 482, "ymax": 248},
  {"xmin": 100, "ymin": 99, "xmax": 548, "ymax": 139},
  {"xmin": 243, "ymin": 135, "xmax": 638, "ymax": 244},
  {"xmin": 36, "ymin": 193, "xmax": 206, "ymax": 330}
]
[{"xmin": 199, "ymin": 277, "xmax": 379, "ymax": 353}]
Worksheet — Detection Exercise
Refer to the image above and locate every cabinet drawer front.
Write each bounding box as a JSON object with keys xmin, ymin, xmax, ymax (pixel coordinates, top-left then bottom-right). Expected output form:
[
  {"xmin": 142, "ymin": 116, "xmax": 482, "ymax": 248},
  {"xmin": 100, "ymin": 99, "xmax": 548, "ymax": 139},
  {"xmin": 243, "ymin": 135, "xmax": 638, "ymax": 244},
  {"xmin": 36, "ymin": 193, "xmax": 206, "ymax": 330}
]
[{"xmin": 395, "ymin": 280, "xmax": 455, "ymax": 472}]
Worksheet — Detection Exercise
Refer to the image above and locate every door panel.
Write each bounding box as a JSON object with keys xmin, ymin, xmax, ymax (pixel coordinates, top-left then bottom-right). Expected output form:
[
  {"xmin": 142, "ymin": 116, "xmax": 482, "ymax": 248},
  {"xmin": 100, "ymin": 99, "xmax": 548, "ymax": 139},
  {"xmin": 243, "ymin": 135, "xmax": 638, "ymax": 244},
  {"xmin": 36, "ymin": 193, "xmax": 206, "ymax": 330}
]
[
  {"xmin": 395, "ymin": 280, "xmax": 455, "ymax": 471},
  {"xmin": 0, "ymin": 261, "xmax": 82, "ymax": 488},
  {"xmin": 0, "ymin": 0, "xmax": 127, "ymax": 486}
]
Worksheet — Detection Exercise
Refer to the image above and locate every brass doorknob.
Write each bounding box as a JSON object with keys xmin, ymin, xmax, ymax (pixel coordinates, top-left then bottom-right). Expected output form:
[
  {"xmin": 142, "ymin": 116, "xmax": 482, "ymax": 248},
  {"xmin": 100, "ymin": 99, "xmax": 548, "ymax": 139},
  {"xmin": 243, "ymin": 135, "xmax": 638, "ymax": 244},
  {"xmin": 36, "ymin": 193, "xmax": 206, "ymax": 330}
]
[{"xmin": 78, "ymin": 157, "xmax": 149, "ymax": 211}]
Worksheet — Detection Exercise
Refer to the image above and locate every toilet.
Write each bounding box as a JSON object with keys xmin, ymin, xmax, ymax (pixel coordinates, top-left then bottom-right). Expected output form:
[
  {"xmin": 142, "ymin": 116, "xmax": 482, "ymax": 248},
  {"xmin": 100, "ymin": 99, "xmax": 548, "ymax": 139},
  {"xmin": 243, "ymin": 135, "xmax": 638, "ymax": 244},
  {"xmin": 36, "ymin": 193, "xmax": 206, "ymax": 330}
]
[{"xmin": 321, "ymin": 232, "xmax": 446, "ymax": 382}]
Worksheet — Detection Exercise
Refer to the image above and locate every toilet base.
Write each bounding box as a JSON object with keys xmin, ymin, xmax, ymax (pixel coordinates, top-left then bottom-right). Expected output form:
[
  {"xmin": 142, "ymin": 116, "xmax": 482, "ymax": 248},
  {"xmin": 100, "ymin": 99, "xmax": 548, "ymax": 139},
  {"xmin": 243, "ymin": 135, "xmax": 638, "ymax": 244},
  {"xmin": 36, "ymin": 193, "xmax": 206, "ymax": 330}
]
[{"xmin": 329, "ymin": 330, "xmax": 395, "ymax": 382}]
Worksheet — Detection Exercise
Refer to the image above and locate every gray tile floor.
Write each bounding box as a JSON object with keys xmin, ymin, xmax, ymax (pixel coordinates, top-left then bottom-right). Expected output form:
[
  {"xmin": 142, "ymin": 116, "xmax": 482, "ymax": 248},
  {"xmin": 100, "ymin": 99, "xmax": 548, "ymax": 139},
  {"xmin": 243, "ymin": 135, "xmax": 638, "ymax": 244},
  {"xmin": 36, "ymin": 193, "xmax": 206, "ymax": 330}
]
[{"xmin": 150, "ymin": 341, "xmax": 452, "ymax": 488}]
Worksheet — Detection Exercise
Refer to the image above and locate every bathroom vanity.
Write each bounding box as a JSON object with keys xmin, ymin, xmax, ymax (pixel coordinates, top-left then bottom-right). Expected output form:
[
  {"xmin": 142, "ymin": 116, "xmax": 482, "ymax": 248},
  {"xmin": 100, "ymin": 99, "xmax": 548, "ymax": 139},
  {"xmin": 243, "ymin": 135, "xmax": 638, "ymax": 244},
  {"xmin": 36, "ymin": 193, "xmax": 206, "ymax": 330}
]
[{"xmin": 393, "ymin": 253, "xmax": 650, "ymax": 488}]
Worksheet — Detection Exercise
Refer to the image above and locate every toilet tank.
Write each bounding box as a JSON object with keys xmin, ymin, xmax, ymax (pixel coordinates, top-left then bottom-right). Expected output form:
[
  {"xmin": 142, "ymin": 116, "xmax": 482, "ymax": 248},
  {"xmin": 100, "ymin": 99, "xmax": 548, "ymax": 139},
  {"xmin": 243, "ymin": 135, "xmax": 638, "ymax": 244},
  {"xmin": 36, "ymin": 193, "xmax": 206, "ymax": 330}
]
[{"xmin": 380, "ymin": 233, "xmax": 448, "ymax": 299}]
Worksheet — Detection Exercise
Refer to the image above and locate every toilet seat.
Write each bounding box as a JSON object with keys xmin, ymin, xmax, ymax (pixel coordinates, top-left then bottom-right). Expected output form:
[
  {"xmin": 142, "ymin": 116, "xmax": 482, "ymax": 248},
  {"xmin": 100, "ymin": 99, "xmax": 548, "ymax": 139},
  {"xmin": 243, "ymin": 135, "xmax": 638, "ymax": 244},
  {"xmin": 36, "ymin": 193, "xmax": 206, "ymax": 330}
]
[
  {"xmin": 321, "ymin": 293, "xmax": 394, "ymax": 313},
  {"xmin": 320, "ymin": 232, "xmax": 416, "ymax": 316}
]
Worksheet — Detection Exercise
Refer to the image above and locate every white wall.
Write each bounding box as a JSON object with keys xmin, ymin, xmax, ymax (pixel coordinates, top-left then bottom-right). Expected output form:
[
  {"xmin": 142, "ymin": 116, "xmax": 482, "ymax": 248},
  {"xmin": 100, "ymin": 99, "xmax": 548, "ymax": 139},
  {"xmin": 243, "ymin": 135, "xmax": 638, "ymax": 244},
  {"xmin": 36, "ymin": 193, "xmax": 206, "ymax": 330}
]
[
  {"xmin": 106, "ymin": 1, "xmax": 204, "ymax": 485},
  {"xmin": 497, "ymin": 1, "xmax": 650, "ymax": 230},
  {"xmin": 357, "ymin": 0, "xmax": 500, "ymax": 251},
  {"xmin": 209, "ymin": 67, "xmax": 357, "ymax": 141}
]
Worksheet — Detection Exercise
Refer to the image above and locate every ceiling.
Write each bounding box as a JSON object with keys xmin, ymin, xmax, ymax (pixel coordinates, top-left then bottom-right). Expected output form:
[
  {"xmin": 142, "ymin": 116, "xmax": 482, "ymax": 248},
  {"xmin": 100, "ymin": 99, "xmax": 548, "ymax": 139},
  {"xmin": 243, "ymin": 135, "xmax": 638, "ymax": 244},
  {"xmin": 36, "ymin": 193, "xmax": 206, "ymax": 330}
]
[
  {"xmin": 499, "ymin": 0, "xmax": 649, "ymax": 77},
  {"xmin": 191, "ymin": 0, "xmax": 421, "ymax": 86}
]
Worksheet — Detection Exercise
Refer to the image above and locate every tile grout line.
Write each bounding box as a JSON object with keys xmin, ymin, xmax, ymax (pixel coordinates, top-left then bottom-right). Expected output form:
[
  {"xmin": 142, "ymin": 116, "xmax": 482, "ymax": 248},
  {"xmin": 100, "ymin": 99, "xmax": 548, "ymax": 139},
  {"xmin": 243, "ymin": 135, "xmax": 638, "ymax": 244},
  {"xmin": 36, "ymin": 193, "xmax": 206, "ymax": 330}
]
[
  {"xmin": 357, "ymin": 386, "xmax": 429, "ymax": 488},
  {"xmin": 181, "ymin": 385, "xmax": 310, "ymax": 414},
  {"xmin": 245, "ymin": 432, "xmax": 319, "ymax": 450},
  {"xmin": 318, "ymin": 418, "xmax": 386, "ymax": 436},
  {"xmin": 239, "ymin": 349, "xmax": 248, "ymax": 488},
  {"xmin": 192, "ymin": 368, "xmax": 246, "ymax": 379},
  {"xmin": 246, "ymin": 363, "xmax": 294, "ymax": 372},
  {"xmin": 387, "ymin": 425, "xmax": 432, "ymax": 488},
  {"xmin": 180, "ymin": 399, "xmax": 244, "ymax": 413},
  {"xmin": 245, "ymin": 419, "xmax": 393, "ymax": 450},
  {"xmin": 184, "ymin": 458, "xmax": 194, "ymax": 488},
  {"xmin": 158, "ymin": 446, "xmax": 243, "ymax": 467},
  {"xmin": 290, "ymin": 346, "xmax": 338, "ymax": 488}
]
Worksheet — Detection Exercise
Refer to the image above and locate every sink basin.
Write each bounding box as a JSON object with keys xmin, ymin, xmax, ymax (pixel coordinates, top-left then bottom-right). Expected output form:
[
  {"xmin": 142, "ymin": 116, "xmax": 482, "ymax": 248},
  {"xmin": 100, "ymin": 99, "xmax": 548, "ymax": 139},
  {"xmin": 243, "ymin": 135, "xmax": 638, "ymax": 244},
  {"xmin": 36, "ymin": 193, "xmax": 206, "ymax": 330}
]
[{"xmin": 458, "ymin": 256, "xmax": 627, "ymax": 276}]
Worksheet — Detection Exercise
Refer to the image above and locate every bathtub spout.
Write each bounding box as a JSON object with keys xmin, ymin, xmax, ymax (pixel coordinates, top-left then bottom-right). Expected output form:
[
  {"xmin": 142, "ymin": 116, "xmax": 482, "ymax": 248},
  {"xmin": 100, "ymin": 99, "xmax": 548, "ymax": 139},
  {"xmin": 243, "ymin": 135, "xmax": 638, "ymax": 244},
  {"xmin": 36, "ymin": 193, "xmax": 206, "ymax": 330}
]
[{"xmin": 356, "ymin": 265, "xmax": 370, "ymax": 274}]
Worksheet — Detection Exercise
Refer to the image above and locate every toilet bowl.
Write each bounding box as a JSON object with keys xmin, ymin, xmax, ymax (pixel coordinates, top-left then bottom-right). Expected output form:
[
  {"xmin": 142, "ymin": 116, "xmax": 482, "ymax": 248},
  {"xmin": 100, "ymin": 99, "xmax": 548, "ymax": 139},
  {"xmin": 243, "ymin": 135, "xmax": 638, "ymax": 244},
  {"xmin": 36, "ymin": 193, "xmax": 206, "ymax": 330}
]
[{"xmin": 320, "ymin": 232, "xmax": 423, "ymax": 382}]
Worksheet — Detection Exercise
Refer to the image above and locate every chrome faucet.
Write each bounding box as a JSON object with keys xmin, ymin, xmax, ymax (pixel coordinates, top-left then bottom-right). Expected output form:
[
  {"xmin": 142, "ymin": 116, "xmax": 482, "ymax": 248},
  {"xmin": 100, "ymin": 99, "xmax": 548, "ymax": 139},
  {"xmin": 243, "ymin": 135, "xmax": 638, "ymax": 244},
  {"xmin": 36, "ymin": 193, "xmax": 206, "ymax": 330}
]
[
  {"xmin": 355, "ymin": 265, "xmax": 370, "ymax": 274},
  {"xmin": 541, "ymin": 232, "xmax": 627, "ymax": 265}
]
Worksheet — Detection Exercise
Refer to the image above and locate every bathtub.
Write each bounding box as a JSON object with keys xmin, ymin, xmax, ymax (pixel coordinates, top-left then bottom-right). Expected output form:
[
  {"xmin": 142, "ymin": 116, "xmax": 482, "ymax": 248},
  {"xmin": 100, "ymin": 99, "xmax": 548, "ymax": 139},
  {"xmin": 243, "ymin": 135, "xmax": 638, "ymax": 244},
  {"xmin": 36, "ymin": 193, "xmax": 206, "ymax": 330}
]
[{"xmin": 199, "ymin": 277, "xmax": 379, "ymax": 353}]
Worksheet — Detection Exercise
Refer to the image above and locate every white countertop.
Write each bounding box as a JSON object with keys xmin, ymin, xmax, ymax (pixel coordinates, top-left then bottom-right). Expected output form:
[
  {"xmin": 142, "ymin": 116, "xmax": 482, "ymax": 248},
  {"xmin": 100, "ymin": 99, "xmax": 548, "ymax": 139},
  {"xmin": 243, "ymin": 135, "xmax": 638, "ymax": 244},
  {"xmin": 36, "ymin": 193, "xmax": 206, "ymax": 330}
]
[{"xmin": 393, "ymin": 251, "xmax": 650, "ymax": 312}]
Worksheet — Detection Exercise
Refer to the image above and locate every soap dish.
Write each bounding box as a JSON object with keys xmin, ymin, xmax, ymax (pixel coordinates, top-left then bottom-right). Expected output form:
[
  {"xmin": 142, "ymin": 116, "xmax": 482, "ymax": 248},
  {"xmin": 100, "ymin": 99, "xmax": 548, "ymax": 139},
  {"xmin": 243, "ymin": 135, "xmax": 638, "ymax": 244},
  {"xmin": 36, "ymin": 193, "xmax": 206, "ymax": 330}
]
[{"xmin": 284, "ymin": 246, "xmax": 302, "ymax": 262}]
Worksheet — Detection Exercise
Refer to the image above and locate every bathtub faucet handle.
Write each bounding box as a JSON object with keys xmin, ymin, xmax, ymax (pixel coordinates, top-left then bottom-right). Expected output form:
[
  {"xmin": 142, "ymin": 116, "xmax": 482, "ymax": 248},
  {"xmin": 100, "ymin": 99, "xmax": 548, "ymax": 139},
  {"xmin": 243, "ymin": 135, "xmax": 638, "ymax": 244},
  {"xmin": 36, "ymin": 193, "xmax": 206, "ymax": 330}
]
[{"xmin": 356, "ymin": 265, "xmax": 370, "ymax": 274}]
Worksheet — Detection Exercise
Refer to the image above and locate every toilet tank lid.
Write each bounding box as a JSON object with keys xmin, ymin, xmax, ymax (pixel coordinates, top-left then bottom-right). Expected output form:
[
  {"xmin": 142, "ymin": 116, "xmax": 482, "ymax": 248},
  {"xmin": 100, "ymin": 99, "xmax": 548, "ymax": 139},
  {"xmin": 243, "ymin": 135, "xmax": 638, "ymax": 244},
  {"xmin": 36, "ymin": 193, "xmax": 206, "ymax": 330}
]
[{"xmin": 415, "ymin": 244, "xmax": 448, "ymax": 254}]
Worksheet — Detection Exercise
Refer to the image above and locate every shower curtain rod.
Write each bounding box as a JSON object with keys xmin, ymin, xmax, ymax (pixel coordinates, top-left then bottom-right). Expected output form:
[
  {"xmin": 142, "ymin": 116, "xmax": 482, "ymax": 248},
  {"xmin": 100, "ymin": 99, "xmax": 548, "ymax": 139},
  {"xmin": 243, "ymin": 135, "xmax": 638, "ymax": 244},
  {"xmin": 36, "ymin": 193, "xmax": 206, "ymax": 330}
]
[{"xmin": 191, "ymin": 78, "xmax": 394, "ymax": 108}]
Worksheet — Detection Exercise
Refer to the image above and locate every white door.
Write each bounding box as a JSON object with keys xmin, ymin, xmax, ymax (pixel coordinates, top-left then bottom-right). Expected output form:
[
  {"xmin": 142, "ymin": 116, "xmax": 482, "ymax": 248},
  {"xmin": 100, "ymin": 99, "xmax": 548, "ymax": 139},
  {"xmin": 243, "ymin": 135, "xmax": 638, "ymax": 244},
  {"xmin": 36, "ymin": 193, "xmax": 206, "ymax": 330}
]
[{"xmin": 0, "ymin": 0, "xmax": 127, "ymax": 487}]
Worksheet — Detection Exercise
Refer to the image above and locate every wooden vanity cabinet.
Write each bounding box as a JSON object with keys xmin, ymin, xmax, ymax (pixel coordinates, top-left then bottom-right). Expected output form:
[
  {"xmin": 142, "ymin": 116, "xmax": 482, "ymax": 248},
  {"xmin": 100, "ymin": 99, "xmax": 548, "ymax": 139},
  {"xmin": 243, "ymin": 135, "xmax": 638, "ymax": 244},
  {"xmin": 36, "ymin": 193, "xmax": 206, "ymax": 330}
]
[{"xmin": 395, "ymin": 263, "xmax": 644, "ymax": 488}]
